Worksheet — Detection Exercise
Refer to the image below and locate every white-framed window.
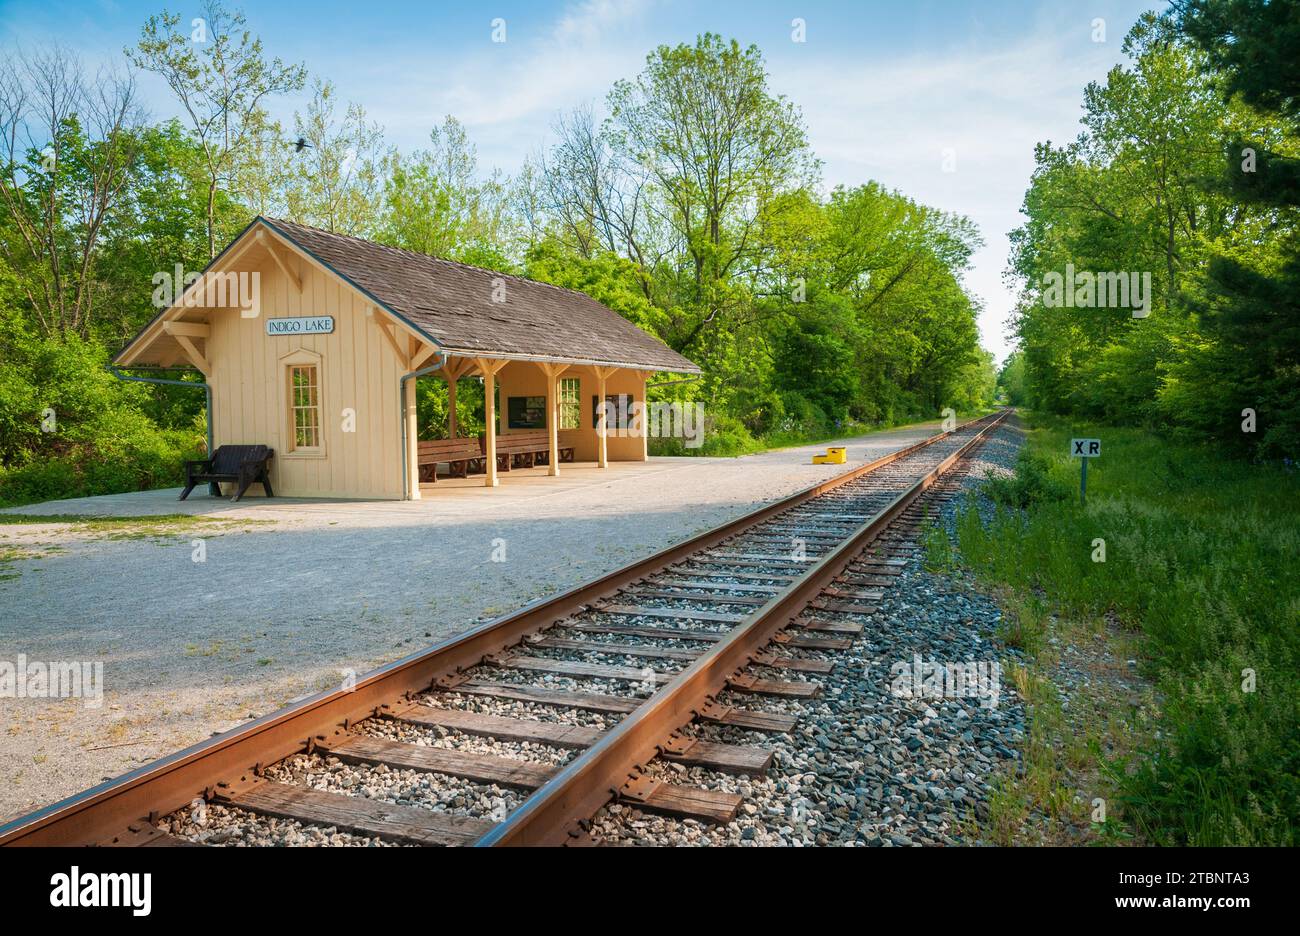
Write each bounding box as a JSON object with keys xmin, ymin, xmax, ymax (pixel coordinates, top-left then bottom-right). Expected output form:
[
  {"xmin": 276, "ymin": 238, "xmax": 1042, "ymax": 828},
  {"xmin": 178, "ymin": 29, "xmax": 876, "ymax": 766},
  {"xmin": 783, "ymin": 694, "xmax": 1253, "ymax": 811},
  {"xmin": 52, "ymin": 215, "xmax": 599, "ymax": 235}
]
[
  {"xmin": 559, "ymin": 376, "xmax": 580, "ymax": 430},
  {"xmin": 289, "ymin": 364, "xmax": 321, "ymax": 450},
  {"xmin": 280, "ymin": 348, "xmax": 324, "ymax": 457}
]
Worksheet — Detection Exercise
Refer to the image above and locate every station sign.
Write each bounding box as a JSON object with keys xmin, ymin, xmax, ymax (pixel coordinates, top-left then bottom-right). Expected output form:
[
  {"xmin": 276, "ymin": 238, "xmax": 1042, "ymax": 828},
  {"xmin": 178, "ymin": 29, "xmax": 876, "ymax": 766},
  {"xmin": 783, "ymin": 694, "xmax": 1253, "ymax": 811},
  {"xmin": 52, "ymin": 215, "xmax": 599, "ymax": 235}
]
[{"xmin": 266, "ymin": 316, "xmax": 334, "ymax": 336}]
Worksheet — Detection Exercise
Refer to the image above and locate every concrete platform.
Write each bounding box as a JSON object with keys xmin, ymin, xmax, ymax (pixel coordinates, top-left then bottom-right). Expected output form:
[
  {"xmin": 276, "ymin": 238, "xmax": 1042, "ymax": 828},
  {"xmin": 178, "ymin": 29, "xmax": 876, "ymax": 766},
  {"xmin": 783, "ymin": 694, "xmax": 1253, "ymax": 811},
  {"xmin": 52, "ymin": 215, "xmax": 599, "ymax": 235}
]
[
  {"xmin": 418, "ymin": 459, "xmax": 679, "ymax": 497},
  {"xmin": 1, "ymin": 421, "xmax": 946, "ymax": 526}
]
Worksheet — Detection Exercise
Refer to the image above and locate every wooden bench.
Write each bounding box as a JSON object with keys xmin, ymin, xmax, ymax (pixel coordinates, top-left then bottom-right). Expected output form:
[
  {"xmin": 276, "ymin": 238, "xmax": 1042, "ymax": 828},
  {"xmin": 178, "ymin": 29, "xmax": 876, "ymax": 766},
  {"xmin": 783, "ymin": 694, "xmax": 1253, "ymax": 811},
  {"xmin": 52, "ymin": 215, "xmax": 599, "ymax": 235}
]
[
  {"xmin": 417, "ymin": 437, "xmax": 484, "ymax": 482},
  {"xmin": 180, "ymin": 445, "xmax": 274, "ymax": 502},
  {"xmin": 486, "ymin": 430, "xmax": 575, "ymax": 470}
]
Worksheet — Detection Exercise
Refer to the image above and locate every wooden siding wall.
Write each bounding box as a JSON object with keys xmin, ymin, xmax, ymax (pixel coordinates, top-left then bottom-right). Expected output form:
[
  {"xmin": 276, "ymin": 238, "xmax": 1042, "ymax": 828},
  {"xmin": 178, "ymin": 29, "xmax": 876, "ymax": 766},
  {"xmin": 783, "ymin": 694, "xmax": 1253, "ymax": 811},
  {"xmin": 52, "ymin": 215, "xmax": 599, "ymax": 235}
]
[
  {"xmin": 494, "ymin": 363, "xmax": 647, "ymax": 462},
  {"xmin": 207, "ymin": 250, "xmax": 405, "ymax": 498}
]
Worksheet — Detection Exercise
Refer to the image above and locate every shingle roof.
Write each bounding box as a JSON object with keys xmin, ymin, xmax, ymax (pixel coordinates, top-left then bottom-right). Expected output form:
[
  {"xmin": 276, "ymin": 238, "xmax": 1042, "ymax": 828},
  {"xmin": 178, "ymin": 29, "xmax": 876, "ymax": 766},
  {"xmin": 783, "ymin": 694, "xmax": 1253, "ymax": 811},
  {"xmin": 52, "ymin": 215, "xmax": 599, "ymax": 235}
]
[{"xmin": 262, "ymin": 217, "xmax": 701, "ymax": 374}]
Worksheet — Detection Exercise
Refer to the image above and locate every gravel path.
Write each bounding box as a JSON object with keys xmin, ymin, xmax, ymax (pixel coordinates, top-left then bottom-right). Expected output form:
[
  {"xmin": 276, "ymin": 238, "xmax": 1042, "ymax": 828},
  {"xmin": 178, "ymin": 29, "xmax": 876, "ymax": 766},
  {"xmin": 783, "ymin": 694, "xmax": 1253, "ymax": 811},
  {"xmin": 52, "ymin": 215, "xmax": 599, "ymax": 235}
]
[{"xmin": 0, "ymin": 421, "xmax": 952, "ymax": 824}]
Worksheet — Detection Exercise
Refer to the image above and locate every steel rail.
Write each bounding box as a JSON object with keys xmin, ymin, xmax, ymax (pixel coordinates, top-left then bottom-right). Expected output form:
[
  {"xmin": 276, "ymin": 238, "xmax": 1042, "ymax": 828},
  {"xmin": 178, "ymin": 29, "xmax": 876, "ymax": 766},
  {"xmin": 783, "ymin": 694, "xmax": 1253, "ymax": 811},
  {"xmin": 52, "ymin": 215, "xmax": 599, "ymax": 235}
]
[
  {"xmin": 477, "ymin": 410, "xmax": 1009, "ymax": 846},
  {"xmin": 0, "ymin": 411, "xmax": 1004, "ymax": 847}
]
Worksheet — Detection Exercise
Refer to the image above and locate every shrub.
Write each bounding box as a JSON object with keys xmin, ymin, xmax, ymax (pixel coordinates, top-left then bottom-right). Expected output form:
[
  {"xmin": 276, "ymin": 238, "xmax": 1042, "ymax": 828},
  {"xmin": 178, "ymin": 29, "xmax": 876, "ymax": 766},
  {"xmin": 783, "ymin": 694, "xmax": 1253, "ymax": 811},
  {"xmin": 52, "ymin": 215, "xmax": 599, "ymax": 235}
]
[
  {"xmin": 0, "ymin": 323, "xmax": 203, "ymax": 506},
  {"xmin": 981, "ymin": 449, "xmax": 1074, "ymax": 508}
]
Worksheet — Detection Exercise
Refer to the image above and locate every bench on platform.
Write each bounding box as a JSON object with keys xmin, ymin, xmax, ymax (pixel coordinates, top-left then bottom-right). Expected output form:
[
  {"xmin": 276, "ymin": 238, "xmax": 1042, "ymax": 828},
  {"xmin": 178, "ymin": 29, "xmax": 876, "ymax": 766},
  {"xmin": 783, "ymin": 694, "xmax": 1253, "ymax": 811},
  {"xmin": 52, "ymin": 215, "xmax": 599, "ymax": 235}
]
[
  {"xmin": 486, "ymin": 430, "xmax": 575, "ymax": 470},
  {"xmin": 418, "ymin": 437, "xmax": 485, "ymax": 482},
  {"xmin": 180, "ymin": 445, "xmax": 274, "ymax": 502}
]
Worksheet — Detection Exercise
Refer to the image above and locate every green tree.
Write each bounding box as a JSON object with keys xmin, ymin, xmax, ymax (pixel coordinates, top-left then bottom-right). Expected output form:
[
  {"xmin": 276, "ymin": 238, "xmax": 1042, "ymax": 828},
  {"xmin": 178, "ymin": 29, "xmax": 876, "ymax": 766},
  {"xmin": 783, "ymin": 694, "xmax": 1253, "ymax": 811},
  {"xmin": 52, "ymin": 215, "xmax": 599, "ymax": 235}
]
[
  {"xmin": 997, "ymin": 351, "xmax": 1028, "ymax": 406},
  {"xmin": 282, "ymin": 80, "xmax": 388, "ymax": 237},
  {"xmin": 0, "ymin": 47, "xmax": 146, "ymax": 337},
  {"xmin": 379, "ymin": 116, "xmax": 515, "ymax": 265},
  {"xmin": 1007, "ymin": 13, "xmax": 1294, "ymax": 450},
  {"xmin": 1172, "ymin": 0, "xmax": 1300, "ymax": 456},
  {"xmin": 130, "ymin": 1, "xmax": 306, "ymax": 258},
  {"xmin": 604, "ymin": 34, "xmax": 818, "ymax": 354}
]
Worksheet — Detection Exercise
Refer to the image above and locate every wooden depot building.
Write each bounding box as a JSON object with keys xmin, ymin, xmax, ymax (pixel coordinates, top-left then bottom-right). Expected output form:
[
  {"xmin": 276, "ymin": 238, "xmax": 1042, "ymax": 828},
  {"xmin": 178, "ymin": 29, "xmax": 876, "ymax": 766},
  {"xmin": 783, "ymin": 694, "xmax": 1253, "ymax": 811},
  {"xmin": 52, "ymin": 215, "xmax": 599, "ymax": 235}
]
[{"xmin": 113, "ymin": 217, "xmax": 701, "ymax": 499}]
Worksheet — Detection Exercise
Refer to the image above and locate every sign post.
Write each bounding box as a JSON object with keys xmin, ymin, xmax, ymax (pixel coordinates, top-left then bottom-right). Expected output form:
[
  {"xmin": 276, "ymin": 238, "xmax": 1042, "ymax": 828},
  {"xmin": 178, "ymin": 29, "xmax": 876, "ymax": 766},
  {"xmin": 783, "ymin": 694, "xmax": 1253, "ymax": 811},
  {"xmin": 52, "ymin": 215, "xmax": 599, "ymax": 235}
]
[{"xmin": 1070, "ymin": 438, "xmax": 1101, "ymax": 505}]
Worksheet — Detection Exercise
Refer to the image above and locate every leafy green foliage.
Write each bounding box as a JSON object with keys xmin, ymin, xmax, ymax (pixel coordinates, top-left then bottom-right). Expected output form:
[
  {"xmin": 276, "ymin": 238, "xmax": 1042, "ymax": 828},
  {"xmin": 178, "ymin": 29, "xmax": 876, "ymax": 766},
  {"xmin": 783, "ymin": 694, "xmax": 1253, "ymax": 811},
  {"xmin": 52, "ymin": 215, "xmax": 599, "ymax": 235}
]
[
  {"xmin": 1011, "ymin": 7, "xmax": 1300, "ymax": 458},
  {"xmin": 0, "ymin": 311, "xmax": 203, "ymax": 505},
  {"xmin": 997, "ymin": 351, "xmax": 1028, "ymax": 406},
  {"xmin": 980, "ymin": 449, "xmax": 1074, "ymax": 508}
]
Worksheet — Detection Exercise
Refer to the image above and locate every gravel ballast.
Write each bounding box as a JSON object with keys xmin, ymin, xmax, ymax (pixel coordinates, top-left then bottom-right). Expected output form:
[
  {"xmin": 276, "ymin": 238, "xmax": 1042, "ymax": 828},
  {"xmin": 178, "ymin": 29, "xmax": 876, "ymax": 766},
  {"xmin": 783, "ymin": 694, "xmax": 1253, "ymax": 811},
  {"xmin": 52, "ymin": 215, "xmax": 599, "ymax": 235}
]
[{"xmin": 589, "ymin": 419, "xmax": 1028, "ymax": 846}]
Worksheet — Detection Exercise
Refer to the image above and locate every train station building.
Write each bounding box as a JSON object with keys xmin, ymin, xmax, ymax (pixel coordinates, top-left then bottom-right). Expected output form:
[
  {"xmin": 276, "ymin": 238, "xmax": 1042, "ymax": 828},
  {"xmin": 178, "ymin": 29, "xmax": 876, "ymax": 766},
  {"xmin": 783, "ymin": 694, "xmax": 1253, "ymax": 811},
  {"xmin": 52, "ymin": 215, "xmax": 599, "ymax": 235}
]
[{"xmin": 113, "ymin": 216, "xmax": 700, "ymax": 500}]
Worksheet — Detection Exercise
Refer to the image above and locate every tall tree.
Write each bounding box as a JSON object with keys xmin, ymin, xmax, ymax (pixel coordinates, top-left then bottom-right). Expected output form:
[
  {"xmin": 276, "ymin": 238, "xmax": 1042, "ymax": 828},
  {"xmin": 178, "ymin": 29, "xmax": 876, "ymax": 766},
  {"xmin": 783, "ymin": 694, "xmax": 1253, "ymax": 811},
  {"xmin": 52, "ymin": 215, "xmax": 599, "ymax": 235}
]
[
  {"xmin": 282, "ymin": 80, "xmax": 387, "ymax": 236},
  {"xmin": 379, "ymin": 116, "xmax": 514, "ymax": 266},
  {"xmin": 129, "ymin": 1, "xmax": 305, "ymax": 258},
  {"xmin": 605, "ymin": 34, "xmax": 819, "ymax": 353},
  {"xmin": 1172, "ymin": 0, "xmax": 1300, "ymax": 456},
  {"xmin": 0, "ymin": 45, "xmax": 145, "ymax": 337}
]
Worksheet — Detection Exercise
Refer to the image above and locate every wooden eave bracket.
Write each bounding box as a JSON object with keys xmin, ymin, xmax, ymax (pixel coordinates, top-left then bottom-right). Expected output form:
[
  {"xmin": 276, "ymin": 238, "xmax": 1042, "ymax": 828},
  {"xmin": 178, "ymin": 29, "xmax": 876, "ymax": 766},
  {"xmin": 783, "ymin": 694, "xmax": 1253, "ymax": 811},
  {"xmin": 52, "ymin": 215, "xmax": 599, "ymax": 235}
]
[
  {"xmin": 153, "ymin": 321, "xmax": 212, "ymax": 375},
  {"xmin": 441, "ymin": 356, "xmax": 476, "ymax": 380},
  {"xmin": 474, "ymin": 357, "xmax": 510, "ymax": 378},
  {"xmin": 536, "ymin": 361, "xmax": 571, "ymax": 379},
  {"xmin": 258, "ymin": 229, "xmax": 302, "ymax": 293},
  {"xmin": 410, "ymin": 341, "xmax": 439, "ymax": 370},
  {"xmin": 371, "ymin": 310, "xmax": 410, "ymax": 369},
  {"xmin": 161, "ymin": 321, "xmax": 211, "ymax": 377},
  {"xmin": 161, "ymin": 321, "xmax": 210, "ymax": 339}
]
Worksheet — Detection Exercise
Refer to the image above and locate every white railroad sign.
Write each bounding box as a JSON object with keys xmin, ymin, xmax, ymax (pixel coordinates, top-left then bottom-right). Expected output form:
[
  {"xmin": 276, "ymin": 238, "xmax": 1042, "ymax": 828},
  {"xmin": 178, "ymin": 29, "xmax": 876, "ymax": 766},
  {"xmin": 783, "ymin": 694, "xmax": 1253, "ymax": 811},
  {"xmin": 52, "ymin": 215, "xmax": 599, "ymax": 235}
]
[{"xmin": 1071, "ymin": 438, "xmax": 1100, "ymax": 505}]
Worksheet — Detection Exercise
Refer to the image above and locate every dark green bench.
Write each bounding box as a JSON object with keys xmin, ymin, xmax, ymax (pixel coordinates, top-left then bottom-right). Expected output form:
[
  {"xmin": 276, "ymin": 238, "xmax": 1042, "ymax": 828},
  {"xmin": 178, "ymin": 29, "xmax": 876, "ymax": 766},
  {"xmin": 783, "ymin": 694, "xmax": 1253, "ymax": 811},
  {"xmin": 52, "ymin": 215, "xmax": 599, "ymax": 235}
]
[{"xmin": 180, "ymin": 445, "xmax": 274, "ymax": 502}]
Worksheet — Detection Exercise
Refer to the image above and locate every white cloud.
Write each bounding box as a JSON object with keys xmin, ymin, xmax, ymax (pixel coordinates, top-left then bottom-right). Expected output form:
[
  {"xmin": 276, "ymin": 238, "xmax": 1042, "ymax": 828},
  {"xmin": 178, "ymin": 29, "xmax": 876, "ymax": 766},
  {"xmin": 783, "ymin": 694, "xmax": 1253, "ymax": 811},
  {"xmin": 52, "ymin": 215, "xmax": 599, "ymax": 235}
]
[
  {"xmin": 775, "ymin": 29, "xmax": 1121, "ymax": 361},
  {"xmin": 359, "ymin": 0, "xmax": 656, "ymax": 159},
  {"xmin": 553, "ymin": 0, "xmax": 654, "ymax": 45}
]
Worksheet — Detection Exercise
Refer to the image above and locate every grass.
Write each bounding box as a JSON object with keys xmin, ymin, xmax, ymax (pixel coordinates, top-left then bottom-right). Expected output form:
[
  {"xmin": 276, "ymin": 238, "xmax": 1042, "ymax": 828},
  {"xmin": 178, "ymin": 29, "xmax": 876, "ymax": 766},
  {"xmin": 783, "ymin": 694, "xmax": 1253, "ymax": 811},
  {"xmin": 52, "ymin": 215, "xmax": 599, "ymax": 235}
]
[
  {"xmin": 0, "ymin": 543, "xmax": 65, "ymax": 580},
  {"xmin": 0, "ymin": 511, "xmax": 273, "ymax": 544},
  {"xmin": 0, "ymin": 512, "xmax": 243, "ymax": 531},
  {"xmin": 949, "ymin": 412, "xmax": 1300, "ymax": 846}
]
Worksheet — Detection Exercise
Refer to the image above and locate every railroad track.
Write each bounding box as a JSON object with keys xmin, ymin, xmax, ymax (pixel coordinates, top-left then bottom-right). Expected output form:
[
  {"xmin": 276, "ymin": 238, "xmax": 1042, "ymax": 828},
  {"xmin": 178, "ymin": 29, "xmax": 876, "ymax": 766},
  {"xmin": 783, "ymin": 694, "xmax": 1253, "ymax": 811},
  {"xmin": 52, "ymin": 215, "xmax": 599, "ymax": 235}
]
[{"xmin": 0, "ymin": 410, "xmax": 1009, "ymax": 847}]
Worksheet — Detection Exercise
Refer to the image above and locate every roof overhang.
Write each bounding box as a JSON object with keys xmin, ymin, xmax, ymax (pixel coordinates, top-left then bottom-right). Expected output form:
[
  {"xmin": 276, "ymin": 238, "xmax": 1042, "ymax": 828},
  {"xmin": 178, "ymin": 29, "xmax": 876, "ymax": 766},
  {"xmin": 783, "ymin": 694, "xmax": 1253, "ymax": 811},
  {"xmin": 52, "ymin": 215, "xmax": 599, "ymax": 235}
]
[
  {"xmin": 436, "ymin": 347, "xmax": 701, "ymax": 375},
  {"xmin": 114, "ymin": 216, "xmax": 702, "ymax": 378},
  {"xmin": 113, "ymin": 217, "xmax": 434, "ymax": 371}
]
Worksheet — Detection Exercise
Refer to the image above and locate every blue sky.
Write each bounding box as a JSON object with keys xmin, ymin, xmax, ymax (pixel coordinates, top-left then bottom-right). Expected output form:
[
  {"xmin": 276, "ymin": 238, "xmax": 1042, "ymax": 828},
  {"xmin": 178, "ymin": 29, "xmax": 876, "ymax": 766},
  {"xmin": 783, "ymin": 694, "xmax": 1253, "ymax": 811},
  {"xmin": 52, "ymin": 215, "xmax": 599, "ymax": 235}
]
[{"xmin": 0, "ymin": 0, "xmax": 1169, "ymax": 361}]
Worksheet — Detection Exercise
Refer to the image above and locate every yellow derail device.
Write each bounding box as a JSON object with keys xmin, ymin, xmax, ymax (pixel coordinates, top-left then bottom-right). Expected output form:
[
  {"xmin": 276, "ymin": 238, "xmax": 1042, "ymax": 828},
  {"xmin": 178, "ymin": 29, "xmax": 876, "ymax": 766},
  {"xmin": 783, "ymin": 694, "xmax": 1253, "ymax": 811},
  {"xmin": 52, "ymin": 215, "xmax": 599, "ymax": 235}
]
[{"xmin": 812, "ymin": 446, "xmax": 847, "ymax": 465}]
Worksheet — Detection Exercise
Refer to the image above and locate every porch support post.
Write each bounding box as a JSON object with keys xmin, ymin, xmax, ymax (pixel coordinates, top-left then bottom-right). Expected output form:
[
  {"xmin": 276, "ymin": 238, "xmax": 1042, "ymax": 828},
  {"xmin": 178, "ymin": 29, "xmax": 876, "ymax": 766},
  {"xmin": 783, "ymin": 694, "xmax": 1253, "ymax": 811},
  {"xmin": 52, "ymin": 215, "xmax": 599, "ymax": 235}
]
[
  {"xmin": 404, "ymin": 376, "xmax": 420, "ymax": 500},
  {"xmin": 537, "ymin": 362, "xmax": 570, "ymax": 477},
  {"xmin": 593, "ymin": 365, "xmax": 617, "ymax": 468},
  {"xmin": 475, "ymin": 358, "xmax": 508, "ymax": 487},
  {"xmin": 447, "ymin": 376, "xmax": 459, "ymax": 439},
  {"xmin": 636, "ymin": 370, "xmax": 653, "ymax": 462},
  {"xmin": 442, "ymin": 357, "xmax": 473, "ymax": 439}
]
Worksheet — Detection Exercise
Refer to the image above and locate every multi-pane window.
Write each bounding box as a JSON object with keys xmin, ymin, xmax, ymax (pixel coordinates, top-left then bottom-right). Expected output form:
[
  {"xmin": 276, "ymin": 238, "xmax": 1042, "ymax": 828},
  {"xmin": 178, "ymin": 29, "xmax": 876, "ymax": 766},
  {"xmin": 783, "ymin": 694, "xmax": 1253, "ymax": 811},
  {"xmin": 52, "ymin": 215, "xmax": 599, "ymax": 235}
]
[
  {"xmin": 289, "ymin": 365, "xmax": 321, "ymax": 449},
  {"xmin": 559, "ymin": 377, "xmax": 580, "ymax": 430}
]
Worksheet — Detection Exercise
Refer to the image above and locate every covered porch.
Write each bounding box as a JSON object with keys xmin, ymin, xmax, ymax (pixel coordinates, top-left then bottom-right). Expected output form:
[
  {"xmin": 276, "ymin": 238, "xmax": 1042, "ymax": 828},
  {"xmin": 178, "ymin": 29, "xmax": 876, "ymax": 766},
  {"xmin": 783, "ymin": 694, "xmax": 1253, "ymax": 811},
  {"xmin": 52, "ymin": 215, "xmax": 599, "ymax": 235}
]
[{"xmin": 406, "ymin": 354, "xmax": 654, "ymax": 497}]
